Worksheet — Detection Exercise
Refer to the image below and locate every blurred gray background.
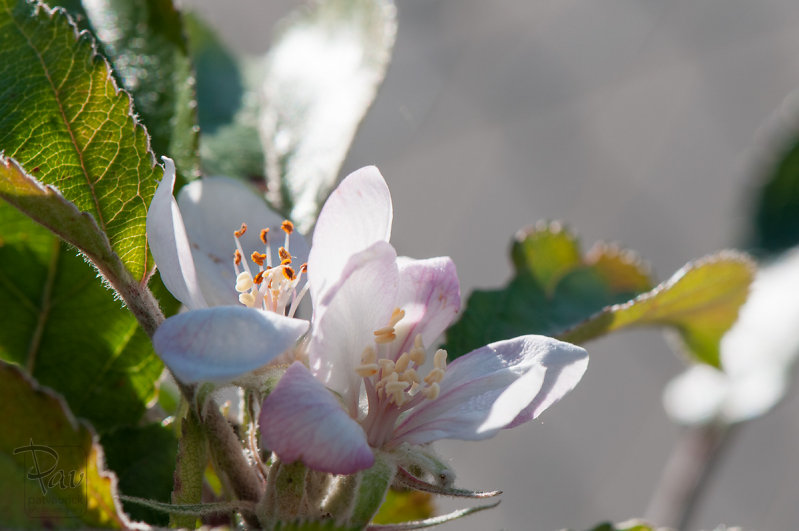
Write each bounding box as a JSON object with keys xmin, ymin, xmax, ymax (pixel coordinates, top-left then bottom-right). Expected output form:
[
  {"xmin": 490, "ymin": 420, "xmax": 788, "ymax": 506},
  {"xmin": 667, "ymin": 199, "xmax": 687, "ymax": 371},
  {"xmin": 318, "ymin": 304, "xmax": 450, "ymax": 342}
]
[{"xmin": 186, "ymin": 1, "xmax": 799, "ymax": 529}]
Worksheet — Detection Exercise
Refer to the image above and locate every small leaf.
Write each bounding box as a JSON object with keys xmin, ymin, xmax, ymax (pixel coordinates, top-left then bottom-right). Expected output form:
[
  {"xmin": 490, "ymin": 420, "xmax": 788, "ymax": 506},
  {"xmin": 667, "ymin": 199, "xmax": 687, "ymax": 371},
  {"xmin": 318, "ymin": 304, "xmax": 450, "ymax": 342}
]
[
  {"xmin": 0, "ymin": 361, "xmax": 127, "ymax": 528},
  {"xmin": 561, "ymin": 251, "xmax": 755, "ymax": 367},
  {"xmin": 0, "ymin": 202, "xmax": 163, "ymax": 433},
  {"xmin": 393, "ymin": 467, "xmax": 500, "ymax": 499},
  {"xmin": 81, "ymin": 0, "xmax": 199, "ymax": 180},
  {"xmin": 101, "ymin": 423, "xmax": 178, "ymax": 526},
  {"xmin": 372, "ymin": 489, "xmax": 434, "ymax": 525},
  {"xmin": 0, "ymin": 0, "xmax": 161, "ymax": 280},
  {"xmin": 366, "ymin": 501, "xmax": 500, "ymax": 530},
  {"xmin": 261, "ymin": 0, "xmax": 397, "ymax": 229},
  {"xmin": 445, "ymin": 222, "xmax": 653, "ymax": 357}
]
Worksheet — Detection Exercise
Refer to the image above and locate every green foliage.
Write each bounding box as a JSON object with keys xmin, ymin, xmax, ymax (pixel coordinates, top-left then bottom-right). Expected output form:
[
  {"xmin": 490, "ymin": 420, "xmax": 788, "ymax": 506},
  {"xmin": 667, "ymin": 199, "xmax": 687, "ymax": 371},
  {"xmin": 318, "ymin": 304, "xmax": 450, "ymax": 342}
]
[
  {"xmin": 749, "ymin": 133, "xmax": 799, "ymax": 257},
  {"xmin": 261, "ymin": 0, "xmax": 397, "ymax": 230},
  {"xmin": 101, "ymin": 423, "xmax": 178, "ymax": 526},
  {"xmin": 0, "ymin": 0, "xmax": 160, "ymax": 281},
  {"xmin": 583, "ymin": 521, "xmax": 654, "ymax": 531},
  {"xmin": 79, "ymin": 0, "xmax": 199, "ymax": 180},
  {"xmin": 0, "ymin": 202, "xmax": 163, "ymax": 433},
  {"xmin": 0, "ymin": 361, "xmax": 126, "ymax": 528},
  {"xmin": 562, "ymin": 251, "xmax": 755, "ymax": 367},
  {"xmin": 372, "ymin": 489, "xmax": 434, "ymax": 524},
  {"xmin": 446, "ymin": 222, "xmax": 653, "ymax": 358},
  {"xmin": 170, "ymin": 411, "xmax": 206, "ymax": 529}
]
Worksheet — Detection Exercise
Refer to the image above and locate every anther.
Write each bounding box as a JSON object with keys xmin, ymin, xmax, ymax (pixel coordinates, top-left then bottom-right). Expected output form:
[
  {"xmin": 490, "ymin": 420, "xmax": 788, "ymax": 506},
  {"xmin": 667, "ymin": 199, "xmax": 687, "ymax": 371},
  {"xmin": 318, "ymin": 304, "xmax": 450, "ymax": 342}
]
[
  {"xmin": 251, "ymin": 252, "xmax": 267, "ymax": 267},
  {"xmin": 239, "ymin": 292, "xmax": 256, "ymax": 307},
  {"xmin": 355, "ymin": 364, "xmax": 379, "ymax": 378},
  {"xmin": 234, "ymin": 222, "xmax": 247, "ymax": 238},
  {"xmin": 236, "ymin": 272, "xmax": 254, "ymax": 292},
  {"xmin": 234, "ymin": 249, "xmax": 242, "ymax": 266},
  {"xmin": 278, "ymin": 247, "xmax": 291, "ymax": 262},
  {"xmin": 281, "ymin": 220, "xmax": 294, "ymax": 234},
  {"xmin": 389, "ymin": 308, "xmax": 405, "ymax": 327},
  {"xmin": 260, "ymin": 228, "xmax": 269, "ymax": 244},
  {"xmin": 282, "ymin": 266, "xmax": 296, "ymax": 281},
  {"xmin": 300, "ymin": 263, "xmax": 308, "ymax": 274},
  {"xmin": 253, "ymin": 271, "xmax": 266, "ymax": 285},
  {"xmin": 395, "ymin": 352, "xmax": 411, "ymax": 373},
  {"xmin": 434, "ymin": 349, "xmax": 448, "ymax": 370},
  {"xmin": 409, "ymin": 346, "xmax": 426, "ymax": 366},
  {"xmin": 424, "ymin": 382, "xmax": 441, "ymax": 400},
  {"xmin": 361, "ymin": 346, "xmax": 377, "ymax": 365},
  {"xmin": 378, "ymin": 359, "xmax": 396, "ymax": 373},
  {"xmin": 424, "ymin": 368, "xmax": 445, "ymax": 385}
]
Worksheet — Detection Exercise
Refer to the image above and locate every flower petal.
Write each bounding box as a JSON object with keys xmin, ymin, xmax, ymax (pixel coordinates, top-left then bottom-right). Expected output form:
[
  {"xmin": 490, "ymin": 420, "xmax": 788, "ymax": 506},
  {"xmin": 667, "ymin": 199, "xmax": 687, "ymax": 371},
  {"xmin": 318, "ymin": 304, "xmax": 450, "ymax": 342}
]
[
  {"xmin": 260, "ymin": 362, "xmax": 374, "ymax": 475},
  {"xmin": 392, "ymin": 336, "xmax": 588, "ymax": 445},
  {"xmin": 177, "ymin": 176, "xmax": 309, "ymax": 307},
  {"xmin": 391, "ymin": 256, "xmax": 461, "ymax": 360},
  {"xmin": 308, "ymin": 166, "xmax": 392, "ymax": 306},
  {"xmin": 308, "ymin": 241, "xmax": 400, "ymax": 413},
  {"xmin": 146, "ymin": 157, "xmax": 207, "ymax": 309},
  {"xmin": 153, "ymin": 306, "xmax": 309, "ymax": 383}
]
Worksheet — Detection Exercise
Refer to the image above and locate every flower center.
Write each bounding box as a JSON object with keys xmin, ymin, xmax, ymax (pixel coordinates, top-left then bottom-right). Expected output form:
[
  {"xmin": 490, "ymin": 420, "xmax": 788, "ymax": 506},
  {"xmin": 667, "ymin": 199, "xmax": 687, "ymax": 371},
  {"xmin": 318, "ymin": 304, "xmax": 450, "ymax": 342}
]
[
  {"xmin": 231, "ymin": 220, "xmax": 309, "ymax": 317},
  {"xmin": 356, "ymin": 308, "xmax": 449, "ymax": 447}
]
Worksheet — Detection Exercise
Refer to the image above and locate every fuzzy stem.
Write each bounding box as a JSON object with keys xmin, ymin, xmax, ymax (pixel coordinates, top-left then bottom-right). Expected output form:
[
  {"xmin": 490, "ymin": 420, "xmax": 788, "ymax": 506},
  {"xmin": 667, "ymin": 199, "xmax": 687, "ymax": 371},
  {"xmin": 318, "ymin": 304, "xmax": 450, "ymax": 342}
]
[{"xmin": 645, "ymin": 423, "xmax": 735, "ymax": 529}]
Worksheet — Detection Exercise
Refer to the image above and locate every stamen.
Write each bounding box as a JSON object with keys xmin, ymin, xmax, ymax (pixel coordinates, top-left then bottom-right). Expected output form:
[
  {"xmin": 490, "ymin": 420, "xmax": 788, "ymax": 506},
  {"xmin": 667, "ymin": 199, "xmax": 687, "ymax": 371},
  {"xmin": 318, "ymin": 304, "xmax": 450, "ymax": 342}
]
[
  {"xmin": 409, "ymin": 346, "xmax": 426, "ymax": 367},
  {"xmin": 234, "ymin": 249, "xmax": 242, "ymax": 266},
  {"xmin": 424, "ymin": 368, "xmax": 445, "ymax": 385},
  {"xmin": 278, "ymin": 247, "xmax": 291, "ymax": 263},
  {"xmin": 253, "ymin": 271, "xmax": 266, "ymax": 285},
  {"xmin": 234, "ymin": 223, "xmax": 247, "ymax": 238},
  {"xmin": 434, "ymin": 349, "xmax": 448, "ymax": 370},
  {"xmin": 251, "ymin": 252, "xmax": 267, "ymax": 267},
  {"xmin": 300, "ymin": 263, "xmax": 308, "ymax": 274},
  {"xmin": 236, "ymin": 271, "xmax": 254, "ymax": 292},
  {"xmin": 378, "ymin": 358, "xmax": 395, "ymax": 373},
  {"xmin": 389, "ymin": 308, "xmax": 405, "ymax": 327},
  {"xmin": 423, "ymin": 382, "xmax": 440, "ymax": 400},
  {"xmin": 356, "ymin": 363, "xmax": 379, "ymax": 378},
  {"xmin": 282, "ymin": 266, "xmax": 296, "ymax": 281},
  {"xmin": 395, "ymin": 352, "xmax": 411, "ymax": 373},
  {"xmin": 281, "ymin": 220, "xmax": 294, "ymax": 234},
  {"xmin": 260, "ymin": 228, "xmax": 269, "ymax": 244},
  {"xmin": 239, "ymin": 292, "xmax": 256, "ymax": 307}
]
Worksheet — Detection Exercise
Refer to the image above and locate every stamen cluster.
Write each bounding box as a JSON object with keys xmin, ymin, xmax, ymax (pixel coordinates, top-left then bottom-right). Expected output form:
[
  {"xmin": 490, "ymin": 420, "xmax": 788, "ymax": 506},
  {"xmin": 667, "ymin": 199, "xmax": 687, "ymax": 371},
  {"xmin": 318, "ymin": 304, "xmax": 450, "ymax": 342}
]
[{"xmin": 232, "ymin": 220, "xmax": 308, "ymax": 317}]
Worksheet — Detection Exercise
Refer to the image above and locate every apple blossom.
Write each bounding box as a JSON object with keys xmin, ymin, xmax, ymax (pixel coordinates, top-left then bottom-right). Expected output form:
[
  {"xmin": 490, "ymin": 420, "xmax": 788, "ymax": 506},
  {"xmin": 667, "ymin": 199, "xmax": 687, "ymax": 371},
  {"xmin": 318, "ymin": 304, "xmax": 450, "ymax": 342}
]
[{"xmin": 259, "ymin": 166, "xmax": 589, "ymax": 474}]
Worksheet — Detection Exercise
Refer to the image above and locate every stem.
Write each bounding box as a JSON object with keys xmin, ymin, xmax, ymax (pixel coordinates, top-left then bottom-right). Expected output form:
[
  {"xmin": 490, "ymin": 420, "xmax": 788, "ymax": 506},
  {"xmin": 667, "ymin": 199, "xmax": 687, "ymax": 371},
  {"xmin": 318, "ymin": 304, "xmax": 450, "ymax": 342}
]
[{"xmin": 645, "ymin": 423, "xmax": 736, "ymax": 529}]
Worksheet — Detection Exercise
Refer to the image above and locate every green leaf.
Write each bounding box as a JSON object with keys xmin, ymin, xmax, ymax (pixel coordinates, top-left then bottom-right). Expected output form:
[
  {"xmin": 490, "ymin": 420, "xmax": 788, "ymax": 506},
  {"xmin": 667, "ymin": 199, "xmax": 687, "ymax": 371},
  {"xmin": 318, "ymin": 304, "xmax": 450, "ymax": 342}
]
[
  {"xmin": 748, "ymin": 130, "xmax": 799, "ymax": 257},
  {"xmin": 445, "ymin": 222, "xmax": 653, "ymax": 358},
  {"xmin": 0, "ymin": 0, "xmax": 160, "ymax": 281},
  {"xmin": 561, "ymin": 251, "xmax": 755, "ymax": 367},
  {"xmin": 81, "ymin": 0, "xmax": 199, "ymax": 180},
  {"xmin": 261, "ymin": 0, "xmax": 397, "ymax": 230},
  {"xmin": 0, "ymin": 361, "xmax": 127, "ymax": 528},
  {"xmin": 372, "ymin": 489, "xmax": 434, "ymax": 525},
  {"xmin": 0, "ymin": 201, "xmax": 163, "ymax": 433},
  {"xmin": 0, "ymin": 156, "xmax": 127, "ymax": 284},
  {"xmin": 101, "ymin": 423, "xmax": 178, "ymax": 526}
]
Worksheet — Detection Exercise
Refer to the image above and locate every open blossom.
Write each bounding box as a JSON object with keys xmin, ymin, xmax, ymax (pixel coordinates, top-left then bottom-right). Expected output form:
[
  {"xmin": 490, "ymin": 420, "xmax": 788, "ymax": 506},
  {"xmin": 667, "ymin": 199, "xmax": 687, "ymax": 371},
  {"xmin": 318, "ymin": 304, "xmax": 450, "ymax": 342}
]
[
  {"xmin": 146, "ymin": 157, "xmax": 310, "ymax": 383},
  {"xmin": 663, "ymin": 247, "xmax": 799, "ymax": 425},
  {"xmin": 259, "ymin": 166, "xmax": 589, "ymax": 474}
]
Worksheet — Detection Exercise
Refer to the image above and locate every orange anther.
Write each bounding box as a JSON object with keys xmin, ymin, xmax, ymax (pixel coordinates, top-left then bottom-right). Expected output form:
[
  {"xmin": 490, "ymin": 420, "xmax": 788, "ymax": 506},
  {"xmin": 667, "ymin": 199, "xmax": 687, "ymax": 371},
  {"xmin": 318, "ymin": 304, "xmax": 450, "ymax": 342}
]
[
  {"xmin": 234, "ymin": 249, "xmax": 242, "ymax": 265},
  {"xmin": 282, "ymin": 266, "xmax": 296, "ymax": 280},
  {"xmin": 251, "ymin": 252, "xmax": 267, "ymax": 267},
  {"xmin": 234, "ymin": 222, "xmax": 247, "ymax": 238},
  {"xmin": 260, "ymin": 228, "xmax": 270, "ymax": 244},
  {"xmin": 254, "ymin": 270, "xmax": 266, "ymax": 284},
  {"xmin": 300, "ymin": 263, "xmax": 308, "ymax": 274},
  {"xmin": 281, "ymin": 220, "xmax": 294, "ymax": 234},
  {"xmin": 278, "ymin": 247, "xmax": 291, "ymax": 262}
]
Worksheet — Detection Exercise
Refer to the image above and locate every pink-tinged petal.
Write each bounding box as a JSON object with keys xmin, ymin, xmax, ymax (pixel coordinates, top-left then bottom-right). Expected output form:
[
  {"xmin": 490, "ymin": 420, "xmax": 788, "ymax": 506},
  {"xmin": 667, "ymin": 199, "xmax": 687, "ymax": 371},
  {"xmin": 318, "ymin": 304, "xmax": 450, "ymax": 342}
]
[
  {"xmin": 146, "ymin": 157, "xmax": 207, "ymax": 310},
  {"xmin": 308, "ymin": 166, "xmax": 392, "ymax": 306},
  {"xmin": 309, "ymin": 241, "xmax": 400, "ymax": 413},
  {"xmin": 392, "ymin": 336, "xmax": 588, "ymax": 445},
  {"xmin": 177, "ymin": 176, "xmax": 309, "ymax": 307},
  {"xmin": 391, "ymin": 256, "xmax": 461, "ymax": 360},
  {"xmin": 153, "ymin": 306, "xmax": 309, "ymax": 384},
  {"xmin": 260, "ymin": 362, "xmax": 374, "ymax": 475}
]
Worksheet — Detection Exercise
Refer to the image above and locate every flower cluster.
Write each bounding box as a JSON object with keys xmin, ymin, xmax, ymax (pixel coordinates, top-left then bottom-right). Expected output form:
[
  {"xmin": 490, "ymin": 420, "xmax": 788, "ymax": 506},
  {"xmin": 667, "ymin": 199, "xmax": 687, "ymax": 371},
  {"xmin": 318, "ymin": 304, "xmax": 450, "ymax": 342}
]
[{"xmin": 147, "ymin": 157, "xmax": 588, "ymax": 487}]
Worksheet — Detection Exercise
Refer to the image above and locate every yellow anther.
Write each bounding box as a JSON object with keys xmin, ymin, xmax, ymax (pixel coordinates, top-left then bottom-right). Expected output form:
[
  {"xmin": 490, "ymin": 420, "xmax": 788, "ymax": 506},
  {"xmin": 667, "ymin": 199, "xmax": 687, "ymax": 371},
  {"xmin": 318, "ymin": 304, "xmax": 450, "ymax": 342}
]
[
  {"xmin": 400, "ymin": 368, "xmax": 419, "ymax": 384},
  {"xmin": 260, "ymin": 228, "xmax": 269, "ymax": 244},
  {"xmin": 377, "ymin": 358, "xmax": 395, "ymax": 374},
  {"xmin": 389, "ymin": 308, "xmax": 405, "ymax": 327},
  {"xmin": 434, "ymin": 349, "xmax": 448, "ymax": 370},
  {"xmin": 395, "ymin": 352, "xmax": 411, "ymax": 373},
  {"xmin": 409, "ymin": 346, "xmax": 426, "ymax": 366},
  {"xmin": 234, "ymin": 249, "xmax": 242, "ymax": 265},
  {"xmin": 251, "ymin": 251, "xmax": 267, "ymax": 267},
  {"xmin": 424, "ymin": 368, "xmax": 445, "ymax": 385},
  {"xmin": 281, "ymin": 220, "xmax": 294, "ymax": 234},
  {"xmin": 282, "ymin": 266, "xmax": 296, "ymax": 281},
  {"xmin": 238, "ymin": 291, "xmax": 256, "ymax": 308},
  {"xmin": 236, "ymin": 271, "xmax": 254, "ymax": 292},
  {"xmin": 253, "ymin": 270, "xmax": 266, "ymax": 285},
  {"xmin": 385, "ymin": 380, "xmax": 409, "ymax": 394},
  {"xmin": 278, "ymin": 247, "xmax": 291, "ymax": 262},
  {"xmin": 424, "ymin": 382, "xmax": 440, "ymax": 400},
  {"xmin": 374, "ymin": 332, "xmax": 396, "ymax": 344},
  {"xmin": 355, "ymin": 364, "xmax": 379, "ymax": 378},
  {"xmin": 413, "ymin": 334, "xmax": 424, "ymax": 350},
  {"xmin": 234, "ymin": 222, "xmax": 247, "ymax": 238}
]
